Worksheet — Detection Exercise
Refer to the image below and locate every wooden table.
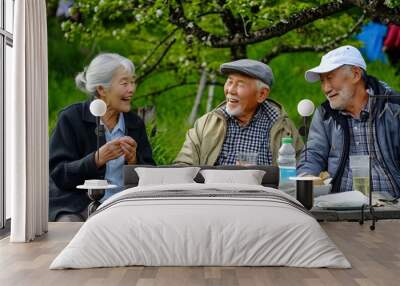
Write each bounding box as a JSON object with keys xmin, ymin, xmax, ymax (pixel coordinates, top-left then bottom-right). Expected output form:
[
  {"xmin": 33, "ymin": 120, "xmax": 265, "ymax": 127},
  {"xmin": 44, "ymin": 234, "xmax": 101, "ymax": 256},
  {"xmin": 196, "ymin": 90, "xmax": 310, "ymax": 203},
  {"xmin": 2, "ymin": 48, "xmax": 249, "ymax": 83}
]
[{"xmin": 311, "ymin": 202, "xmax": 400, "ymax": 221}]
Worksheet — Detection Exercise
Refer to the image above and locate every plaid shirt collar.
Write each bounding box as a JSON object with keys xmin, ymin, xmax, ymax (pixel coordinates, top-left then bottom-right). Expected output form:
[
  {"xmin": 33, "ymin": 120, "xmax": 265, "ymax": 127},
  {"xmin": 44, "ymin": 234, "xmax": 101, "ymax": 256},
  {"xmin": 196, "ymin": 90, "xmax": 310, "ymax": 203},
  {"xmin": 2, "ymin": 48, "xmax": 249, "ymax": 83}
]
[
  {"xmin": 220, "ymin": 101, "xmax": 277, "ymax": 125},
  {"xmin": 216, "ymin": 101, "xmax": 279, "ymax": 166},
  {"xmin": 339, "ymin": 88, "xmax": 373, "ymax": 119}
]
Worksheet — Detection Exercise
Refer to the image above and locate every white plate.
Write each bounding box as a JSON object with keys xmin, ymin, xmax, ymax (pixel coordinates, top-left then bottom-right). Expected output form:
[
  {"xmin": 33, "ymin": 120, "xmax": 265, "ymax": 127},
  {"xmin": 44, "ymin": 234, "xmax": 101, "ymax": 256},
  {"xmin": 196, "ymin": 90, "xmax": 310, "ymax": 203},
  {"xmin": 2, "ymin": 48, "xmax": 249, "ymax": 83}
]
[
  {"xmin": 76, "ymin": 184, "xmax": 118, "ymax": 190},
  {"xmin": 289, "ymin": 176, "xmax": 320, "ymax": 181}
]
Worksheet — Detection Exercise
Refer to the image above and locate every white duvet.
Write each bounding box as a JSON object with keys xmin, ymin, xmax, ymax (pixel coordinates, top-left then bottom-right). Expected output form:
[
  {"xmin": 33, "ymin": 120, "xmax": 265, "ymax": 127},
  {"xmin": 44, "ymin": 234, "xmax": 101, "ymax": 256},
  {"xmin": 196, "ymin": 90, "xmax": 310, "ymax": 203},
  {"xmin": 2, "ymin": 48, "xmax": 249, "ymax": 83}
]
[{"xmin": 50, "ymin": 183, "xmax": 350, "ymax": 269}]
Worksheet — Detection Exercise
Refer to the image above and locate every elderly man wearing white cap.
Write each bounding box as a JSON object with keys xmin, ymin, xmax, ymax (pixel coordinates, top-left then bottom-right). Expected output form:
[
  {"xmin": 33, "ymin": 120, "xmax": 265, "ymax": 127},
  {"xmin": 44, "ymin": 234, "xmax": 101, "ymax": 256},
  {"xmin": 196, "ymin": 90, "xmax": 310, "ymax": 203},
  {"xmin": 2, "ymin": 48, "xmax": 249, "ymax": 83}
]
[
  {"xmin": 175, "ymin": 59, "xmax": 303, "ymax": 166},
  {"xmin": 298, "ymin": 45, "xmax": 400, "ymax": 199}
]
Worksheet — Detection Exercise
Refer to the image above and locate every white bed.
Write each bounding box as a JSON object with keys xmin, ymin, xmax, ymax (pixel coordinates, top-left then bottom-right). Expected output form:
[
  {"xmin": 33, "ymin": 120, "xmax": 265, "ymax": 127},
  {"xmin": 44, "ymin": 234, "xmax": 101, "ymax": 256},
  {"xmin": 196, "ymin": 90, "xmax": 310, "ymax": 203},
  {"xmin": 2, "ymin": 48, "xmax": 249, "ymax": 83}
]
[{"xmin": 50, "ymin": 183, "xmax": 351, "ymax": 269}]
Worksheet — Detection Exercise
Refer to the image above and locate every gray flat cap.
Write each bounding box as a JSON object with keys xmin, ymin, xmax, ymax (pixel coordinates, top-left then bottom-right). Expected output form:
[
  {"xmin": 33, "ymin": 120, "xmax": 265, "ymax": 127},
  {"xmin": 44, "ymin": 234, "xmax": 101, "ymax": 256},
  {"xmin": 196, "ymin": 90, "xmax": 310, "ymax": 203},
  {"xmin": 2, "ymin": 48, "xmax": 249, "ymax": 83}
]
[{"xmin": 220, "ymin": 59, "xmax": 274, "ymax": 87}]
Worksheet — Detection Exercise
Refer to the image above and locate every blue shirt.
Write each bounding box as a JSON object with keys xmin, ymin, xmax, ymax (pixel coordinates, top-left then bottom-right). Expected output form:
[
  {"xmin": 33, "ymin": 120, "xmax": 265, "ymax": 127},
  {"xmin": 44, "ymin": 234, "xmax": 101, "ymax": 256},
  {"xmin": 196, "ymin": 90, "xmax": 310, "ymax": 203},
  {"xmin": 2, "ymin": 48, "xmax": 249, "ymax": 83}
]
[
  {"xmin": 216, "ymin": 101, "xmax": 280, "ymax": 165},
  {"xmin": 102, "ymin": 113, "xmax": 126, "ymax": 200}
]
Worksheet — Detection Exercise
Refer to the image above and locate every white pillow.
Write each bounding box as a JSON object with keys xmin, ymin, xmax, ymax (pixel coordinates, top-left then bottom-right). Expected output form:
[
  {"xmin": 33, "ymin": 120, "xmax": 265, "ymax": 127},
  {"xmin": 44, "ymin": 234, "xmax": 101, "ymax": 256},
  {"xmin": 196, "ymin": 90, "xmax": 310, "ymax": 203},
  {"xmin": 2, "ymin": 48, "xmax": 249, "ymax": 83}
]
[
  {"xmin": 200, "ymin": 169, "xmax": 265, "ymax": 185},
  {"xmin": 135, "ymin": 167, "xmax": 201, "ymax": 186}
]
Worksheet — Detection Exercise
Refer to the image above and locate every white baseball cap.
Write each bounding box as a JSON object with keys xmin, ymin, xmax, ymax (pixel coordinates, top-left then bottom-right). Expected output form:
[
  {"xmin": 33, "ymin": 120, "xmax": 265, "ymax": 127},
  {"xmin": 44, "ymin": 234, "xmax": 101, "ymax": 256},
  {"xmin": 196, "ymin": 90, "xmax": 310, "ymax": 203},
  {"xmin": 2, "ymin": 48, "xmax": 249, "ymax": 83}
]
[{"xmin": 305, "ymin": 45, "xmax": 367, "ymax": 82}]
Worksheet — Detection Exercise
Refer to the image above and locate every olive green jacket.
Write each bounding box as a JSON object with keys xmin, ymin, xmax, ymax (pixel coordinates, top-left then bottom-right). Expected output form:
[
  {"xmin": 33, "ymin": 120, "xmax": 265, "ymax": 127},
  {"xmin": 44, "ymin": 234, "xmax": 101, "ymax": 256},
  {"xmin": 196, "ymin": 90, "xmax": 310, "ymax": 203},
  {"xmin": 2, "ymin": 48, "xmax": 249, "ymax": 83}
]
[{"xmin": 174, "ymin": 99, "xmax": 304, "ymax": 166}]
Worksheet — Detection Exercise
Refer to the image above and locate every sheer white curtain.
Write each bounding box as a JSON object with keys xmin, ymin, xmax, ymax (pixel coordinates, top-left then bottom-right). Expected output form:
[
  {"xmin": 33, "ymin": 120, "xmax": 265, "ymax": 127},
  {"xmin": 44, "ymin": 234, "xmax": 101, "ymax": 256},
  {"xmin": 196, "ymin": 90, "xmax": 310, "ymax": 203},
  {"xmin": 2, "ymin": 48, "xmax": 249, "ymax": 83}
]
[{"xmin": 7, "ymin": 0, "xmax": 48, "ymax": 242}]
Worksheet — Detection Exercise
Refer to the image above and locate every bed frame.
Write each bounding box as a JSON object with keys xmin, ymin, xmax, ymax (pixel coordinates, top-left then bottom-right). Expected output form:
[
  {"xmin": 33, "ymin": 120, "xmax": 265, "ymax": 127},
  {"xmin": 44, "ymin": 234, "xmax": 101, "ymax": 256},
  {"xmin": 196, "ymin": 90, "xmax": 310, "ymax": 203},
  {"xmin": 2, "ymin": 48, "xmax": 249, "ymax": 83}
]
[{"xmin": 123, "ymin": 165, "xmax": 279, "ymax": 189}]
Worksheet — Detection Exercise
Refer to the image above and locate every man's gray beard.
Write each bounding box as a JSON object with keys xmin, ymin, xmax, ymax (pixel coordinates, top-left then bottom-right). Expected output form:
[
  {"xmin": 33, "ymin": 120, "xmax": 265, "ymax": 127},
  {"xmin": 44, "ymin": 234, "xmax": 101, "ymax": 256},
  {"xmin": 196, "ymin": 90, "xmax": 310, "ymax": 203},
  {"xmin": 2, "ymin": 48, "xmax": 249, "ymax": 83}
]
[
  {"xmin": 226, "ymin": 105, "xmax": 243, "ymax": 117},
  {"xmin": 329, "ymin": 101, "xmax": 345, "ymax": 111},
  {"xmin": 329, "ymin": 86, "xmax": 353, "ymax": 111}
]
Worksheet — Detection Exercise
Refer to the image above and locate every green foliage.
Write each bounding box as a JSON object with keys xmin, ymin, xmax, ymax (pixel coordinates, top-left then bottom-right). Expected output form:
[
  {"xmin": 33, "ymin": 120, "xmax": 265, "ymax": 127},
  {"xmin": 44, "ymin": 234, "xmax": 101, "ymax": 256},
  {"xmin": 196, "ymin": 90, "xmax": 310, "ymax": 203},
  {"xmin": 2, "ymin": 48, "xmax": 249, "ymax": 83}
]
[
  {"xmin": 385, "ymin": 0, "xmax": 400, "ymax": 8},
  {"xmin": 59, "ymin": 1, "xmax": 366, "ymax": 77},
  {"xmin": 48, "ymin": 0, "xmax": 400, "ymax": 164},
  {"xmin": 49, "ymin": 17, "xmax": 400, "ymax": 164}
]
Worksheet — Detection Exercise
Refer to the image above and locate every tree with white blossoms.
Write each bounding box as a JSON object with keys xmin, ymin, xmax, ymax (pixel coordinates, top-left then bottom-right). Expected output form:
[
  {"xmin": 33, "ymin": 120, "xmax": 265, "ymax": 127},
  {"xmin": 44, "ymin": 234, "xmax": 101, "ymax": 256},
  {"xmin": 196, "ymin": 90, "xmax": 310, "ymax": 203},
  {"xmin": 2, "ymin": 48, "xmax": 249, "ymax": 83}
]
[
  {"xmin": 45, "ymin": 0, "xmax": 399, "ymax": 164},
  {"xmin": 58, "ymin": 0, "xmax": 400, "ymax": 96}
]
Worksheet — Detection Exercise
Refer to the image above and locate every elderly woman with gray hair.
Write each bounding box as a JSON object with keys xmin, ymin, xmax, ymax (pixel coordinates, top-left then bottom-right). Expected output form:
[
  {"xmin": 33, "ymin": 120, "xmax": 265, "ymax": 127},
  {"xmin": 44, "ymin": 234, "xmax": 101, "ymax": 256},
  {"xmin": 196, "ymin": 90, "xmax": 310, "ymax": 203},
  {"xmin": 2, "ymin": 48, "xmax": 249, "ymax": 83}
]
[{"xmin": 49, "ymin": 53, "xmax": 155, "ymax": 222}]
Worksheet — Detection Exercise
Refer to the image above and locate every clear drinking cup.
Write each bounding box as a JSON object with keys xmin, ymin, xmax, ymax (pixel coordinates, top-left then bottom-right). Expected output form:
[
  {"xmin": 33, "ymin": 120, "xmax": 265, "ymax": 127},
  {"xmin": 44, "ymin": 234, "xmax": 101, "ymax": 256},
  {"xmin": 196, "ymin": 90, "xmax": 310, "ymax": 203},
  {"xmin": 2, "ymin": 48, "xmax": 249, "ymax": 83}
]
[
  {"xmin": 236, "ymin": 152, "xmax": 258, "ymax": 166},
  {"xmin": 350, "ymin": 155, "xmax": 370, "ymax": 196}
]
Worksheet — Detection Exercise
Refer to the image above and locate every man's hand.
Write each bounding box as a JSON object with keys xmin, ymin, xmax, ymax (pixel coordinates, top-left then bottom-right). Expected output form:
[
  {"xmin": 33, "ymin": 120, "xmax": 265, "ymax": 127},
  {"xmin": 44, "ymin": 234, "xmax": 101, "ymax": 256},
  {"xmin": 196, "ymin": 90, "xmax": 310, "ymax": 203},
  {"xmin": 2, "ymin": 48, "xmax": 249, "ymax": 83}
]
[
  {"xmin": 95, "ymin": 138, "xmax": 124, "ymax": 168},
  {"xmin": 120, "ymin": 136, "xmax": 138, "ymax": 164}
]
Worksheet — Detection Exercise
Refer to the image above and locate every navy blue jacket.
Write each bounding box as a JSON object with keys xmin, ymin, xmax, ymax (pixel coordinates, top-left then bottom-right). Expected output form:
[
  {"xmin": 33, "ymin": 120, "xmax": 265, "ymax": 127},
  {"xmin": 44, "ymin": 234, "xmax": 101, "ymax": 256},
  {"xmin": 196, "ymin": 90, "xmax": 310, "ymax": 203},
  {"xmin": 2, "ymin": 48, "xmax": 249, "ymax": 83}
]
[
  {"xmin": 49, "ymin": 100, "xmax": 155, "ymax": 221},
  {"xmin": 298, "ymin": 76, "xmax": 400, "ymax": 198}
]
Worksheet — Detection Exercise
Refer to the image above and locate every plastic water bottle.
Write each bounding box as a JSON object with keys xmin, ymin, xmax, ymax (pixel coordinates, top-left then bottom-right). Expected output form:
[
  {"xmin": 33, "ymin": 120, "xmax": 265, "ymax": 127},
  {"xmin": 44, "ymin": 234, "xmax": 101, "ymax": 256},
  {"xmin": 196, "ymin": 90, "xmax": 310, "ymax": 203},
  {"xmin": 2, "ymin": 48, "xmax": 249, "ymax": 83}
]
[{"xmin": 278, "ymin": 137, "xmax": 297, "ymax": 194}]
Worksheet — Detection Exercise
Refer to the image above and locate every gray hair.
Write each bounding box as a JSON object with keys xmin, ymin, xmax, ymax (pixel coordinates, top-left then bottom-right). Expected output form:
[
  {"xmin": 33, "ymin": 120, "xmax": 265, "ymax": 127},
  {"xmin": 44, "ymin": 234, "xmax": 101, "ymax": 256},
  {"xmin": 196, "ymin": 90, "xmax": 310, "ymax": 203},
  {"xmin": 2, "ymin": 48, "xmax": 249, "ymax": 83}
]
[
  {"xmin": 256, "ymin": 79, "xmax": 270, "ymax": 91},
  {"xmin": 341, "ymin": 64, "xmax": 367, "ymax": 82},
  {"xmin": 75, "ymin": 53, "xmax": 135, "ymax": 97}
]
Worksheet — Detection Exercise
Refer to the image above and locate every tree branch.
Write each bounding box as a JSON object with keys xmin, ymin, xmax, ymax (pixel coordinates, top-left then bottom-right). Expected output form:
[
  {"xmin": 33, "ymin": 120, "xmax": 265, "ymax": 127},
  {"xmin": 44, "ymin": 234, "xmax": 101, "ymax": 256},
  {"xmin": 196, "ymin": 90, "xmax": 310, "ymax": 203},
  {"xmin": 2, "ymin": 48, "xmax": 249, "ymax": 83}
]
[
  {"xmin": 136, "ymin": 80, "xmax": 224, "ymax": 100},
  {"xmin": 345, "ymin": 0, "xmax": 400, "ymax": 25},
  {"xmin": 136, "ymin": 82, "xmax": 193, "ymax": 100},
  {"xmin": 168, "ymin": 0, "xmax": 211, "ymax": 44},
  {"xmin": 213, "ymin": 1, "xmax": 353, "ymax": 47},
  {"xmin": 168, "ymin": 0, "xmax": 400, "ymax": 48},
  {"xmin": 196, "ymin": 11, "xmax": 223, "ymax": 18},
  {"xmin": 261, "ymin": 14, "xmax": 366, "ymax": 63},
  {"xmin": 168, "ymin": 0, "xmax": 353, "ymax": 48},
  {"xmin": 137, "ymin": 28, "xmax": 179, "ymax": 71},
  {"xmin": 136, "ymin": 38, "xmax": 177, "ymax": 83}
]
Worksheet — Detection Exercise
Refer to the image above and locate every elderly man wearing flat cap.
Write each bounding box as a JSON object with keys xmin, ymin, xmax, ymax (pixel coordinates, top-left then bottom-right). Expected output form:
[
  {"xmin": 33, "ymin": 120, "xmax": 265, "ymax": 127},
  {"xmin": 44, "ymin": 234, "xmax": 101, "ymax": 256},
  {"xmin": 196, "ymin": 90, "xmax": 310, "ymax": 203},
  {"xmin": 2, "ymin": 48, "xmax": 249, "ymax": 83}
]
[
  {"xmin": 175, "ymin": 59, "xmax": 303, "ymax": 166},
  {"xmin": 298, "ymin": 45, "xmax": 400, "ymax": 199}
]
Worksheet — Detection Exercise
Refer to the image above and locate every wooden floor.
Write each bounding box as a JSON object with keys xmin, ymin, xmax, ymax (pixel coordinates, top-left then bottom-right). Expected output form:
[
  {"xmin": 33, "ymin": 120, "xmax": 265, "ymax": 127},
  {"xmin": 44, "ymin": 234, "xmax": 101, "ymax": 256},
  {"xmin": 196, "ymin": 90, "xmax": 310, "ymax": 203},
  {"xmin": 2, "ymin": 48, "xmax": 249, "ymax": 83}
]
[{"xmin": 0, "ymin": 221, "xmax": 399, "ymax": 286}]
